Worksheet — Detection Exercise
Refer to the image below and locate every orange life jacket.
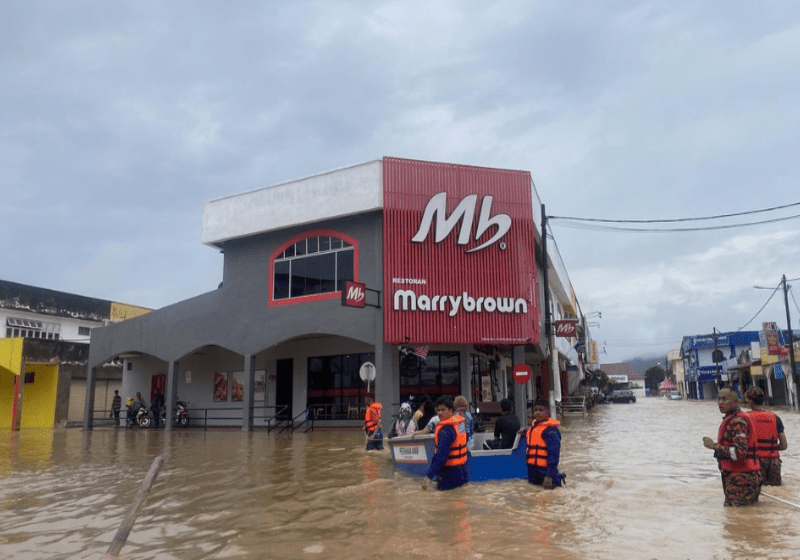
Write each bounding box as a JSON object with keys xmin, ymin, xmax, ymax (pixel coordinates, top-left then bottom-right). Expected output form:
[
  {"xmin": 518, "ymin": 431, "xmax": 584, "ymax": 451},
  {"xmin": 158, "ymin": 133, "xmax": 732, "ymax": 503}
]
[
  {"xmin": 747, "ymin": 409, "xmax": 780, "ymax": 459},
  {"xmin": 717, "ymin": 411, "xmax": 759, "ymax": 473},
  {"xmin": 435, "ymin": 414, "xmax": 467, "ymax": 467},
  {"xmin": 526, "ymin": 417, "xmax": 560, "ymax": 468},
  {"xmin": 365, "ymin": 402, "xmax": 381, "ymax": 433}
]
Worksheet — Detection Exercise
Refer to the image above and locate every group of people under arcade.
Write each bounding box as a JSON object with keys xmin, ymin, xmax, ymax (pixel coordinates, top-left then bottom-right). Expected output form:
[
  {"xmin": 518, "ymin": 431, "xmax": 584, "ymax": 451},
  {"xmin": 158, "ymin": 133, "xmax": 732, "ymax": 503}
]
[
  {"xmin": 703, "ymin": 385, "xmax": 788, "ymax": 507},
  {"xmin": 364, "ymin": 393, "xmax": 565, "ymax": 492},
  {"xmin": 114, "ymin": 390, "xmax": 166, "ymax": 427}
]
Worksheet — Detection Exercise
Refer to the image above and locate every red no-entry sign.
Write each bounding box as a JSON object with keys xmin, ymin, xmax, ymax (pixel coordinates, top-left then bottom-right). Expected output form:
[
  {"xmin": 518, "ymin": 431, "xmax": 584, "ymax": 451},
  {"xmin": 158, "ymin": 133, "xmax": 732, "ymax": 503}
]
[{"xmin": 513, "ymin": 363, "xmax": 532, "ymax": 384}]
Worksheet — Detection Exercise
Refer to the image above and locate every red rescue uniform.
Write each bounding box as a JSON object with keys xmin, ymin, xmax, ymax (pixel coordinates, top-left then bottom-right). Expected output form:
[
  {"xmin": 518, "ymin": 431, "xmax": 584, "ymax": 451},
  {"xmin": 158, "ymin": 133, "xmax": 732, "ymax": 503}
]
[
  {"xmin": 717, "ymin": 411, "xmax": 759, "ymax": 473},
  {"xmin": 748, "ymin": 409, "xmax": 780, "ymax": 459}
]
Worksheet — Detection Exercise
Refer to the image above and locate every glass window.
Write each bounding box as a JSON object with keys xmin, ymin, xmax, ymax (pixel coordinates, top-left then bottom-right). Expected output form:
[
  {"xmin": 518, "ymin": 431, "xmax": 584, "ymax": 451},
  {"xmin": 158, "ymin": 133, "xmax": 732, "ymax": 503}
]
[
  {"xmin": 273, "ymin": 233, "xmax": 356, "ymax": 302},
  {"xmin": 306, "ymin": 353, "xmax": 375, "ymax": 418},
  {"xmin": 336, "ymin": 250, "xmax": 354, "ymax": 291},
  {"xmin": 400, "ymin": 350, "xmax": 461, "ymax": 400},
  {"xmin": 274, "ymin": 260, "xmax": 290, "ymax": 299}
]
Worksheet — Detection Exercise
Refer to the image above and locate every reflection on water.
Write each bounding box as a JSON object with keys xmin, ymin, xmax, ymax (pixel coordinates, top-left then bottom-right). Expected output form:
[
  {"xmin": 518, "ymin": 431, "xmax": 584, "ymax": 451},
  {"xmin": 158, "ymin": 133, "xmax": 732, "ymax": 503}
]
[{"xmin": 1, "ymin": 399, "xmax": 799, "ymax": 559}]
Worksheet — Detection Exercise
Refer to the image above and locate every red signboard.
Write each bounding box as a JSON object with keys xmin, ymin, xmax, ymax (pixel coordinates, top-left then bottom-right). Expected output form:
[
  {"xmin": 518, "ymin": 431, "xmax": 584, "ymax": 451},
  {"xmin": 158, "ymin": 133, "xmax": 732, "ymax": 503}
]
[
  {"xmin": 555, "ymin": 320, "xmax": 577, "ymax": 337},
  {"xmin": 383, "ymin": 157, "xmax": 540, "ymax": 345},
  {"xmin": 513, "ymin": 363, "xmax": 532, "ymax": 384},
  {"xmin": 342, "ymin": 281, "xmax": 367, "ymax": 308},
  {"xmin": 763, "ymin": 322, "xmax": 780, "ymax": 355}
]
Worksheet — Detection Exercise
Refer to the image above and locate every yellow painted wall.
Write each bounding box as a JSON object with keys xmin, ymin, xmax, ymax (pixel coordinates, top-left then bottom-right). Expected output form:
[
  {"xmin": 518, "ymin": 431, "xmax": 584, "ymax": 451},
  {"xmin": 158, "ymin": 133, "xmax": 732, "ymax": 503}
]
[
  {"xmin": 0, "ymin": 339, "xmax": 23, "ymax": 429},
  {"xmin": 0, "ymin": 338, "xmax": 23, "ymax": 375},
  {"xmin": 20, "ymin": 364, "xmax": 58, "ymax": 429},
  {"xmin": 0, "ymin": 369, "xmax": 17, "ymax": 429},
  {"xmin": 110, "ymin": 302, "xmax": 151, "ymax": 322}
]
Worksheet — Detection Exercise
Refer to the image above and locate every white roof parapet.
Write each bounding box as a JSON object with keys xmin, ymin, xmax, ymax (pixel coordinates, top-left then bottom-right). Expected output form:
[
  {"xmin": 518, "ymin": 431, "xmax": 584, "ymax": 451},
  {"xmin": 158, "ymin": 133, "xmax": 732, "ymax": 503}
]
[{"xmin": 202, "ymin": 160, "xmax": 384, "ymax": 248}]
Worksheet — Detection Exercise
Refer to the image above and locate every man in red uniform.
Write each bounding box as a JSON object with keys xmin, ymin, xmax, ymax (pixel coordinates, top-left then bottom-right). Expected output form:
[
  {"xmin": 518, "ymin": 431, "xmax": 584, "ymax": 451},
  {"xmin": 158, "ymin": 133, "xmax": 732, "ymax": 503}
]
[
  {"xmin": 703, "ymin": 387, "xmax": 761, "ymax": 506},
  {"xmin": 364, "ymin": 394, "xmax": 383, "ymax": 451},
  {"xmin": 746, "ymin": 386, "xmax": 788, "ymax": 486},
  {"xmin": 422, "ymin": 396, "xmax": 468, "ymax": 491}
]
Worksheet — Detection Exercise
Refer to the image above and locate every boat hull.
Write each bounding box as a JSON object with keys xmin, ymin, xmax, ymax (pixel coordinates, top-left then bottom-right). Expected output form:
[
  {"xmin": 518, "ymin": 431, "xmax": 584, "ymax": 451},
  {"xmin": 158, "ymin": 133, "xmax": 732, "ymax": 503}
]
[{"xmin": 387, "ymin": 432, "xmax": 527, "ymax": 482}]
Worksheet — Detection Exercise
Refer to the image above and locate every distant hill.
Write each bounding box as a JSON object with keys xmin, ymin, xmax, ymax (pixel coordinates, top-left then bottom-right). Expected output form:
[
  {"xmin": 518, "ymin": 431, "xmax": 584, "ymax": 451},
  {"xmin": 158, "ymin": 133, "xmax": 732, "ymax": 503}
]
[
  {"xmin": 627, "ymin": 355, "xmax": 668, "ymax": 375},
  {"xmin": 600, "ymin": 355, "xmax": 668, "ymax": 379}
]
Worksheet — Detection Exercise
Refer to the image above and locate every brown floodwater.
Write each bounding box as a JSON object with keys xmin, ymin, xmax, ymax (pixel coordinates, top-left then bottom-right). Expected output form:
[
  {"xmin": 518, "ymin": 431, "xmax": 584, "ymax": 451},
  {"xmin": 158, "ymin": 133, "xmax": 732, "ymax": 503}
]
[{"xmin": 1, "ymin": 398, "xmax": 799, "ymax": 560}]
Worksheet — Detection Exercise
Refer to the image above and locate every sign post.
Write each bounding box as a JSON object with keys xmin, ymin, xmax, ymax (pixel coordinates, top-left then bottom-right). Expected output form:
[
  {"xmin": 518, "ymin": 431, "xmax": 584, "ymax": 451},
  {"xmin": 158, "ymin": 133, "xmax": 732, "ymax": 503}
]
[
  {"xmin": 513, "ymin": 363, "xmax": 531, "ymax": 385},
  {"xmin": 359, "ymin": 362, "xmax": 376, "ymax": 393}
]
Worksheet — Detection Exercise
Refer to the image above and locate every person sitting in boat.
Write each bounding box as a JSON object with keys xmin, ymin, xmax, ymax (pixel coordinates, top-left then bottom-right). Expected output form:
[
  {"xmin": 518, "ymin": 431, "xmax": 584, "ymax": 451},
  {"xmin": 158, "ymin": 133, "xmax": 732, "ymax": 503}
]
[
  {"xmin": 412, "ymin": 410, "xmax": 441, "ymax": 437},
  {"xmin": 454, "ymin": 395, "xmax": 475, "ymax": 450},
  {"xmin": 524, "ymin": 398, "xmax": 565, "ymax": 489},
  {"xmin": 414, "ymin": 398, "xmax": 436, "ymax": 434},
  {"xmin": 483, "ymin": 398, "xmax": 520, "ymax": 450},
  {"xmin": 422, "ymin": 396, "xmax": 468, "ymax": 491},
  {"xmin": 388, "ymin": 402, "xmax": 417, "ymax": 438},
  {"xmin": 364, "ymin": 394, "xmax": 384, "ymax": 451}
]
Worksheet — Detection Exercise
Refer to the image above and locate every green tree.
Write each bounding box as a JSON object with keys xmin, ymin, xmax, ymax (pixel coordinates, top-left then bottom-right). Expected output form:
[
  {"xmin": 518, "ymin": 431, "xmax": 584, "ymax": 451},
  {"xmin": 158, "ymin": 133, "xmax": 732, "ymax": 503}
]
[{"xmin": 645, "ymin": 366, "xmax": 666, "ymax": 391}]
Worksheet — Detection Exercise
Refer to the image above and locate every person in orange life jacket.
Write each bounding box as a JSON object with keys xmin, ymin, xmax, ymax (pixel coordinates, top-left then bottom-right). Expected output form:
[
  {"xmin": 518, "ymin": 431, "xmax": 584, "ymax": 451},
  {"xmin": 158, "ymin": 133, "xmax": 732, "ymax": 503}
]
[
  {"xmin": 364, "ymin": 395, "xmax": 384, "ymax": 451},
  {"xmin": 745, "ymin": 385, "xmax": 788, "ymax": 486},
  {"xmin": 703, "ymin": 387, "xmax": 761, "ymax": 506},
  {"xmin": 523, "ymin": 398, "xmax": 564, "ymax": 489},
  {"xmin": 421, "ymin": 396, "xmax": 468, "ymax": 491}
]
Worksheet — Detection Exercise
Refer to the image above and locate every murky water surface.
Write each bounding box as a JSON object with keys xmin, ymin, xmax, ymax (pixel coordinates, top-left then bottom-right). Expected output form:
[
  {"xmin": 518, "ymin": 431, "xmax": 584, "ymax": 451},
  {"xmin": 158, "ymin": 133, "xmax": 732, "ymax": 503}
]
[{"xmin": 2, "ymin": 399, "xmax": 799, "ymax": 560}]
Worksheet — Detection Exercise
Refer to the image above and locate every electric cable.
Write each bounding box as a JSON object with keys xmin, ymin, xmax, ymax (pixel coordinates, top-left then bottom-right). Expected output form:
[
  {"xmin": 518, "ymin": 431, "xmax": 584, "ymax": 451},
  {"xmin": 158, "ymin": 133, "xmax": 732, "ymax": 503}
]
[
  {"xmin": 549, "ymin": 200, "xmax": 800, "ymax": 224},
  {"xmin": 738, "ymin": 286, "xmax": 781, "ymax": 331},
  {"xmin": 552, "ymin": 213, "xmax": 800, "ymax": 233},
  {"xmin": 790, "ymin": 287, "xmax": 800, "ymax": 316}
]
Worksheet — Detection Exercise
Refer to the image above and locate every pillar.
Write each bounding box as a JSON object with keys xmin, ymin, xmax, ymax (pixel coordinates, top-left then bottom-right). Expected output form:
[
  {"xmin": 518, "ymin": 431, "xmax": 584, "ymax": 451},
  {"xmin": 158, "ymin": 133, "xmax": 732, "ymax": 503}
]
[
  {"xmin": 82, "ymin": 366, "xmax": 97, "ymax": 431},
  {"xmin": 165, "ymin": 360, "xmax": 180, "ymax": 432},
  {"xmin": 242, "ymin": 354, "xmax": 256, "ymax": 432}
]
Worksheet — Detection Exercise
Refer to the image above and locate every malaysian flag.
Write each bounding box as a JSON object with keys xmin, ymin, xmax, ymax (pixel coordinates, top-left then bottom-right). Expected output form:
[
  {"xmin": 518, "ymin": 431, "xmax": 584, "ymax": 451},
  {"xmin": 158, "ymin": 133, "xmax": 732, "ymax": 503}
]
[{"xmin": 413, "ymin": 346, "xmax": 430, "ymax": 359}]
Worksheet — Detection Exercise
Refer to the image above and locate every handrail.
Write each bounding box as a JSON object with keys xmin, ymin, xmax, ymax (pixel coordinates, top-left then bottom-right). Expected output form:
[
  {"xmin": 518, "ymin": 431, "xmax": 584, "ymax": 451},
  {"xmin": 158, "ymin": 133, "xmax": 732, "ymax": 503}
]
[{"xmin": 289, "ymin": 406, "xmax": 318, "ymax": 433}]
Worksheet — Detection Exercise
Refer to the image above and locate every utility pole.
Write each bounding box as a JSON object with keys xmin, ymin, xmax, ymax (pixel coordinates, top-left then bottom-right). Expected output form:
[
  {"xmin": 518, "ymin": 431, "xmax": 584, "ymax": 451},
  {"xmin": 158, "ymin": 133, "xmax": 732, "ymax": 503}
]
[
  {"xmin": 540, "ymin": 205, "xmax": 561, "ymax": 418},
  {"xmin": 713, "ymin": 327, "xmax": 721, "ymax": 391},
  {"xmin": 781, "ymin": 275, "xmax": 799, "ymax": 409}
]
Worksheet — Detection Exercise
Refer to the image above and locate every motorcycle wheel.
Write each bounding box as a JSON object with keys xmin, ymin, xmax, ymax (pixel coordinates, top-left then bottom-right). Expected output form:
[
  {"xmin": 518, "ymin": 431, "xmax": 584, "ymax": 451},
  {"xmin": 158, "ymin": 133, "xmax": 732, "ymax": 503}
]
[
  {"xmin": 179, "ymin": 415, "xmax": 189, "ymax": 428},
  {"xmin": 139, "ymin": 416, "xmax": 152, "ymax": 428}
]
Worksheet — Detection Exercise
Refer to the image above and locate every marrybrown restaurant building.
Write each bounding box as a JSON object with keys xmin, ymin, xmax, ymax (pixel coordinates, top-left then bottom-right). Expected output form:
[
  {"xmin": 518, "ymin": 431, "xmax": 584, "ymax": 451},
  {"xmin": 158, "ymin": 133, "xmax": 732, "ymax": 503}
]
[{"xmin": 84, "ymin": 157, "xmax": 581, "ymax": 432}]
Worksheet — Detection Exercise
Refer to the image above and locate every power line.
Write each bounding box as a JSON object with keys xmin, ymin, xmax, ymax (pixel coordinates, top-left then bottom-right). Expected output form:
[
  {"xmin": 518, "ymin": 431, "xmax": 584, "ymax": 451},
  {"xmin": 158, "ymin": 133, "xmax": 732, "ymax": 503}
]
[
  {"xmin": 552, "ymin": 213, "xmax": 800, "ymax": 233},
  {"xmin": 738, "ymin": 285, "xmax": 781, "ymax": 331},
  {"xmin": 549, "ymin": 200, "xmax": 800, "ymax": 224},
  {"xmin": 790, "ymin": 286, "xmax": 800, "ymax": 316}
]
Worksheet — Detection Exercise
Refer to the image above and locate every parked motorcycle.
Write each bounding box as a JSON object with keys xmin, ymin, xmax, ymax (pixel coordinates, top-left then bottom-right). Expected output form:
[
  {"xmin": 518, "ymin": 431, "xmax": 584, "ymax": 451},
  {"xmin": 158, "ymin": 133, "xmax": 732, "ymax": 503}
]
[
  {"xmin": 160, "ymin": 400, "xmax": 190, "ymax": 428},
  {"xmin": 126, "ymin": 405, "xmax": 151, "ymax": 428}
]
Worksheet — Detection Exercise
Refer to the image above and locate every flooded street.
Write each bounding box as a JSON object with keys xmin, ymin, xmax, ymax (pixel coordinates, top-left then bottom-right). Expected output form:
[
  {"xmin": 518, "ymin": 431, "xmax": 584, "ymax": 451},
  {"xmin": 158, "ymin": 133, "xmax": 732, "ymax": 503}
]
[{"xmin": 2, "ymin": 398, "xmax": 799, "ymax": 560}]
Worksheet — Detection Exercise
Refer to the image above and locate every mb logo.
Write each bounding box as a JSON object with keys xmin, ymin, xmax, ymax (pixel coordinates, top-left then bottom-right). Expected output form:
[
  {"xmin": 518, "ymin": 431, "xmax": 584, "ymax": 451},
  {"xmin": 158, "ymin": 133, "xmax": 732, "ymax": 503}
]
[
  {"xmin": 554, "ymin": 320, "xmax": 577, "ymax": 337},
  {"xmin": 342, "ymin": 281, "xmax": 366, "ymax": 308},
  {"xmin": 412, "ymin": 192, "xmax": 511, "ymax": 252}
]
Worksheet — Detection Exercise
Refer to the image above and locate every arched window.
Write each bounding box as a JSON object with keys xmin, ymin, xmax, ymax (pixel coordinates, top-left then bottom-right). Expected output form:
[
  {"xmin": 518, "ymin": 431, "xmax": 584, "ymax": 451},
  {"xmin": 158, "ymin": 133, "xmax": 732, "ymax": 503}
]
[{"xmin": 270, "ymin": 230, "xmax": 358, "ymax": 306}]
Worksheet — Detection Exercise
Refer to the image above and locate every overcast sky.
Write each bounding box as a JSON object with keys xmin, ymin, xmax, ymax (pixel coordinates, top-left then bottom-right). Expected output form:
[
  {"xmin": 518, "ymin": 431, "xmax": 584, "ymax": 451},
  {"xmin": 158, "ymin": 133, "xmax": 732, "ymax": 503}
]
[{"xmin": 3, "ymin": 1, "xmax": 800, "ymax": 364}]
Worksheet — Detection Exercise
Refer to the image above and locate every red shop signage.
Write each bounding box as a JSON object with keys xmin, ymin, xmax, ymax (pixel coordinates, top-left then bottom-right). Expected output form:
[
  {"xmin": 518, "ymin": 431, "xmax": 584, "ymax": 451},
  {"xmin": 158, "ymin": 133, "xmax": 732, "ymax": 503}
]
[
  {"xmin": 554, "ymin": 320, "xmax": 577, "ymax": 337},
  {"xmin": 382, "ymin": 157, "xmax": 540, "ymax": 345},
  {"xmin": 342, "ymin": 281, "xmax": 367, "ymax": 308}
]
